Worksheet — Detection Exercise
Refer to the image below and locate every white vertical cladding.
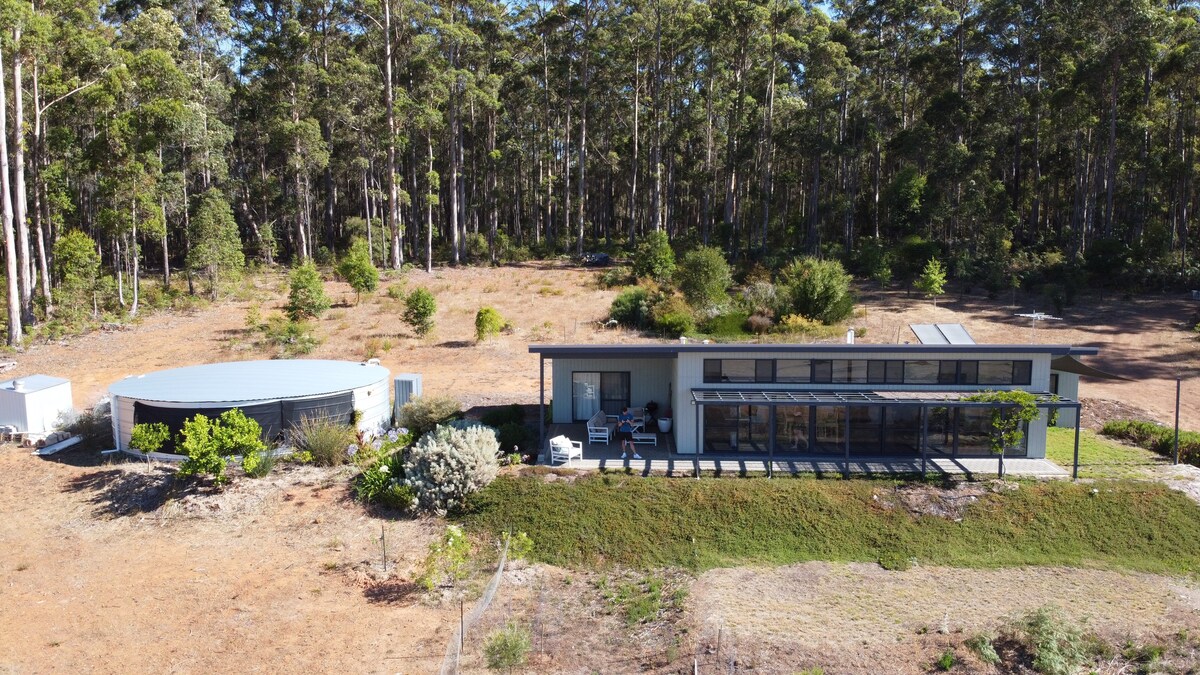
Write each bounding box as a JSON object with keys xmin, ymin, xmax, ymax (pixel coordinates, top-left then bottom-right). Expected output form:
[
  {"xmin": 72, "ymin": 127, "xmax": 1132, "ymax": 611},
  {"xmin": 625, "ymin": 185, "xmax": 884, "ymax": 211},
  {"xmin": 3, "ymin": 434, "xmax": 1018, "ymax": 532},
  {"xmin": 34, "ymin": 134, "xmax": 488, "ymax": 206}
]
[
  {"xmin": 27, "ymin": 383, "xmax": 74, "ymax": 433},
  {"xmin": 549, "ymin": 357, "xmax": 674, "ymax": 423},
  {"xmin": 674, "ymin": 352, "xmax": 707, "ymax": 454},
  {"xmin": 0, "ymin": 389, "xmax": 28, "ymax": 431},
  {"xmin": 353, "ymin": 376, "xmax": 392, "ymax": 434}
]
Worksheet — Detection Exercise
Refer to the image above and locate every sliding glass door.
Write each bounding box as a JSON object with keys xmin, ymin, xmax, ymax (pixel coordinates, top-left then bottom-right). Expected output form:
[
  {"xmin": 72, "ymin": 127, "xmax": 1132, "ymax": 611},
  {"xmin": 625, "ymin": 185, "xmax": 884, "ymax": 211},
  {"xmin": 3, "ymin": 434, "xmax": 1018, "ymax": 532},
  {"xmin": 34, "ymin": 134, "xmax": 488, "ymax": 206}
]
[{"xmin": 571, "ymin": 372, "xmax": 630, "ymax": 421}]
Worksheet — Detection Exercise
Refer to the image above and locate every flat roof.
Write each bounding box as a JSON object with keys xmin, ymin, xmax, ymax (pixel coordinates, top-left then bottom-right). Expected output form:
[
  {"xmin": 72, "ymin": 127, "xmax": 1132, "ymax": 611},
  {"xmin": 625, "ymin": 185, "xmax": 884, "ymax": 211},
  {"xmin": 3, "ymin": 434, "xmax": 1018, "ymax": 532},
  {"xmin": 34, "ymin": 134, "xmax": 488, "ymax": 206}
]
[
  {"xmin": 0, "ymin": 374, "xmax": 69, "ymax": 394},
  {"xmin": 690, "ymin": 388, "xmax": 1078, "ymax": 408},
  {"xmin": 108, "ymin": 360, "xmax": 390, "ymax": 404},
  {"xmin": 529, "ymin": 343, "xmax": 1099, "ymax": 358}
]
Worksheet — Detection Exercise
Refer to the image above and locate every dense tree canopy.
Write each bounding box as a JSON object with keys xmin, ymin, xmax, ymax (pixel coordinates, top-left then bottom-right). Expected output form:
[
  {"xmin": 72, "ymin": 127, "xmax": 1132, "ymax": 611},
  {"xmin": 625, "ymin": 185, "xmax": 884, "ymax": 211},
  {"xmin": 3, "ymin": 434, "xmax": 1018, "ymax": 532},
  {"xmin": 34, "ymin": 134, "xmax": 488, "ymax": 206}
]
[{"xmin": 3, "ymin": 0, "xmax": 1200, "ymax": 342}]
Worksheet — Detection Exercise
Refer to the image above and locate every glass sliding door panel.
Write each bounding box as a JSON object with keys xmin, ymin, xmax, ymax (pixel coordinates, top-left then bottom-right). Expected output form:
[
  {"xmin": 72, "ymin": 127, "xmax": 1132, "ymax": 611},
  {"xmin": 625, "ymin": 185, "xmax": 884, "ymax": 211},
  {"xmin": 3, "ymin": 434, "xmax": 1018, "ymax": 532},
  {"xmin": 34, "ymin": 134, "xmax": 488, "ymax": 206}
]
[
  {"xmin": 599, "ymin": 372, "xmax": 630, "ymax": 415},
  {"xmin": 884, "ymin": 407, "xmax": 922, "ymax": 454},
  {"xmin": 571, "ymin": 372, "xmax": 602, "ymax": 421},
  {"xmin": 813, "ymin": 407, "xmax": 845, "ymax": 453},
  {"xmin": 847, "ymin": 406, "xmax": 883, "ymax": 455},
  {"xmin": 775, "ymin": 405, "xmax": 811, "ymax": 451},
  {"xmin": 703, "ymin": 406, "xmax": 738, "ymax": 453},
  {"xmin": 737, "ymin": 405, "xmax": 770, "ymax": 452}
]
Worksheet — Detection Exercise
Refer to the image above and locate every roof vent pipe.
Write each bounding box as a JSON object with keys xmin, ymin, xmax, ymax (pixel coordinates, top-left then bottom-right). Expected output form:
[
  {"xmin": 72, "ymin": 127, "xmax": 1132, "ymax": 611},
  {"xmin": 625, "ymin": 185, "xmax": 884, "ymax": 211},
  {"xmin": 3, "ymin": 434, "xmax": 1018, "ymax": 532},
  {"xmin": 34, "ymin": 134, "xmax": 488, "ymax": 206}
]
[
  {"xmin": 846, "ymin": 329, "xmax": 856, "ymax": 344},
  {"xmin": 12, "ymin": 379, "xmax": 23, "ymax": 392}
]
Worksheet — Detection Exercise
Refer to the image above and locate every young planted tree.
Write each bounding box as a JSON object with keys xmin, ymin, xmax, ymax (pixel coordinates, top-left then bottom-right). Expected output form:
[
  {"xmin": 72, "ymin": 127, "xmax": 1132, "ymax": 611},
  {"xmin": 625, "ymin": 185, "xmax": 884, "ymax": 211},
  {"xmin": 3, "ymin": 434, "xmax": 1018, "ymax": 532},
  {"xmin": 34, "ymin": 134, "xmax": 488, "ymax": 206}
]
[
  {"xmin": 962, "ymin": 390, "xmax": 1040, "ymax": 479},
  {"xmin": 675, "ymin": 246, "xmax": 732, "ymax": 309},
  {"xmin": 336, "ymin": 238, "xmax": 379, "ymax": 304},
  {"xmin": 915, "ymin": 258, "xmax": 947, "ymax": 307},
  {"xmin": 403, "ymin": 287, "xmax": 436, "ymax": 337},
  {"xmin": 286, "ymin": 260, "xmax": 331, "ymax": 321}
]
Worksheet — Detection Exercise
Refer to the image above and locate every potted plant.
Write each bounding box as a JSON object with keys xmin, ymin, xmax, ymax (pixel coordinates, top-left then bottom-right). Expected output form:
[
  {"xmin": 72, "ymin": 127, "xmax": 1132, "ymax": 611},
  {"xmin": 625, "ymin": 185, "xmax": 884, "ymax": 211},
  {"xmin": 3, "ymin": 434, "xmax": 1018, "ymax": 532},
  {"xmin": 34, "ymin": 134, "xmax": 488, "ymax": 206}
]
[{"xmin": 657, "ymin": 405, "xmax": 673, "ymax": 433}]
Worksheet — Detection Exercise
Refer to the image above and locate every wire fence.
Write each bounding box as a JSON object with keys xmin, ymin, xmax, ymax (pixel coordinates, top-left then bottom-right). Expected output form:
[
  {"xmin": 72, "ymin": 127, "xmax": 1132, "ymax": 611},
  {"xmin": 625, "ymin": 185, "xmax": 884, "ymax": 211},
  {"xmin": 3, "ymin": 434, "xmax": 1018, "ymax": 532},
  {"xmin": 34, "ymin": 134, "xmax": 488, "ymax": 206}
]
[{"xmin": 439, "ymin": 536, "xmax": 510, "ymax": 675}]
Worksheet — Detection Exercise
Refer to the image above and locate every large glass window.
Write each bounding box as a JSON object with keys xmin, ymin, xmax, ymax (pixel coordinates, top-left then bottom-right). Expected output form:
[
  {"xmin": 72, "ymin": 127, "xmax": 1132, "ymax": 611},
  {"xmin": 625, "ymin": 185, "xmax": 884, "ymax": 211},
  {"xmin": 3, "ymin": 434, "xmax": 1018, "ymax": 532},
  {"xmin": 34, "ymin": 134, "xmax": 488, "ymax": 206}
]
[
  {"xmin": 812, "ymin": 360, "xmax": 833, "ymax": 383},
  {"xmin": 904, "ymin": 360, "xmax": 940, "ymax": 384},
  {"xmin": 777, "ymin": 360, "xmax": 811, "ymax": 383},
  {"xmin": 938, "ymin": 361, "xmax": 958, "ymax": 384},
  {"xmin": 958, "ymin": 361, "xmax": 979, "ymax": 385},
  {"xmin": 978, "ymin": 361, "xmax": 1014, "ymax": 384},
  {"xmin": 832, "ymin": 360, "xmax": 869, "ymax": 383},
  {"xmin": 703, "ymin": 359, "xmax": 773, "ymax": 383},
  {"xmin": 1013, "ymin": 361, "xmax": 1032, "ymax": 385}
]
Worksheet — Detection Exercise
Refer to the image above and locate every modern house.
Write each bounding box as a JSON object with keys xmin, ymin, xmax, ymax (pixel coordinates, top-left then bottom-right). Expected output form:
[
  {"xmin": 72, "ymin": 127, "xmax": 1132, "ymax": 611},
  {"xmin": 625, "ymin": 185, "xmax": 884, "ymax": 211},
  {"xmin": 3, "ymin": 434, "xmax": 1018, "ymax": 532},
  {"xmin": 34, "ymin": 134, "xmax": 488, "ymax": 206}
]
[{"xmin": 531, "ymin": 332, "xmax": 1107, "ymax": 468}]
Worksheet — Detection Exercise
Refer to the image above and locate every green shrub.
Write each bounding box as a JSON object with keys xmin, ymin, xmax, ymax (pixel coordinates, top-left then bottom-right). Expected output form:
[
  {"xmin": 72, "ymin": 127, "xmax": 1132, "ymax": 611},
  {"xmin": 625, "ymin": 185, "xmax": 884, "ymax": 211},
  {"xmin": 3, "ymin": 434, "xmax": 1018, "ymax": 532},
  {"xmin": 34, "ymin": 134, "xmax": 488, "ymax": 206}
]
[
  {"xmin": 1005, "ymin": 605, "xmax": 1087, "ymax": 675},
  {"xmin": 935, "ymin": 649, "xmax": 955, "ymax": 671},
  {"xmin": 356, "ymin": 451, "xmax": 414, "ymax": 510},
  {"xmin": 463, "ymin": 232, "xmax": 489, "ymax": 263},
  {"xmin": 1101, "ymin": 419, "xmax": 1200, "ymax": 466},
  {"xmin": 261, "ymin": 314, "xmax": 320, "ymax": 356},
  {"xmin": 778, "ymin": 257, "xmax": 855, "ymax": 324},
  {"xmin": 878, "ymin": 551, "xmax": 912, "ymax": 571},
  {"xmin": 212, "ymin": 409, "xmax": 267, "ymax": 457},
  {"xmin": 336, "ymin": 238, "xmax": 379, "ymax": 303},
  {"xmin": 651, "ymin": 295, "xmax": 695, "ymax": 337},
  {"xmin": 480, "ymin": 404, "xmax": 525, "ymax": 428},
  {"xmin": 675, "ymin": 246, "xmax": 732, "ymax": 308},
  {"xmin": 496, "ymin": 422, "xmax": 536, "ymax": 453},
  {"xmin": 51, "ymin": 230, "xmax": 101, "ymax": 328},
  {"xmin": 484, "ymin": 622, "xmax": 532, "ymax": 670},
  {"xmin": 504, "ymin": 530, "xmax": 535, "ymax": 560},
  {"xmin": 608, "ymin": 286, "xmax": 651, "ymax": 328},
  {"xmin": 129, "ymin": 422, "xmax": 170, "ymax": 454},
  {"xmin": 475, "ymin": 307, "xmax": 507, "ymax": 341},
  {"xmin": 404, "ymin": 424, "xmax": 500, "ymax": 515},
  {"xmin": 915, "ymin": 257, "xmax": 947, "ymax": 305},
  {"xmin": 403, "ymin": 287, "xmax": 437, "ymax": 337},
  {"xmin": 289, "ymin": 417, "xmax": 358, "ymax": 467},
  {"xmin": 597, "ymin": 266, "xmax": 634, "ymax": 289},
  {"xmin": 176, "ymin": 415, "xmax": 227, "ymax": 483},
  {"xmin": 631, "ymin": 230, "xmax": 675, "ymax": 282},
  {"xmin": 965, "ymin": 634, "xmax": 1000, "ymax": 665},
  {"xmin": 397, "ymin": 396, "xmax": 463, "ymax": 439},
  {"xmin": 286, "ymin": 260, "xmax": 331, "ymax": 321},
  {"xmin": 699, "ymin": 311, "xmax": 750, "ymax": 337},
  {"xmin": 418, "ymin": 524, "xmax": 471, "ymax": 589}
]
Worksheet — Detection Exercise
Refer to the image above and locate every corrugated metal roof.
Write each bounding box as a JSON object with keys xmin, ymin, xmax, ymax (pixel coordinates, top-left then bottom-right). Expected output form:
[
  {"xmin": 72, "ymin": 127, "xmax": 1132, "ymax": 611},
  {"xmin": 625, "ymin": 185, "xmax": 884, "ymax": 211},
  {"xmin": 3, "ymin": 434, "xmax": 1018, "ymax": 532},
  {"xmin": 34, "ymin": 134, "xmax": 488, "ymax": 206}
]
[
  {"xmin": 529, "ymin": 343, "xmax": 1097, "ymax": 357},
  {"xmin": 910, "ymin": 323, "xmax": 976, "ymax": 345},
  {"xmin": 108, "ymin": 360, "xmax": 390, "ymax": 403},
  {"xmin": 0, "ymin": 374, "xmax": 70, "ymax": 394}
]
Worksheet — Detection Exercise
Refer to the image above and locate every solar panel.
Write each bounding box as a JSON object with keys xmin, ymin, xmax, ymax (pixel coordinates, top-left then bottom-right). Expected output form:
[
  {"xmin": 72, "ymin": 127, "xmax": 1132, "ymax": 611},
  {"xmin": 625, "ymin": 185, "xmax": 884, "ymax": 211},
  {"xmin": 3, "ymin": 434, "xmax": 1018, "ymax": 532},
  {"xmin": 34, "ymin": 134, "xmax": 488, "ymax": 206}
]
[
  {"xmin": 910, "ymin": 324, "xmax": 949, "ymax": 344},
  {"xmin": 936, "ymin": 323, "xmax": 976, "ymax": 345}
]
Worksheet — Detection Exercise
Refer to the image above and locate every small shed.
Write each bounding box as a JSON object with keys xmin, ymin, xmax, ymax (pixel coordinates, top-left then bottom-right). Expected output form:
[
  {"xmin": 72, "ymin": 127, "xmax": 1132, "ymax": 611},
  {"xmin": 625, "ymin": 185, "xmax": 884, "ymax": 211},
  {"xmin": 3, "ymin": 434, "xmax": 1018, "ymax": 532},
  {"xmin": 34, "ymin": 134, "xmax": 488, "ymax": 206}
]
[{"xmin": 0, "ymin": 375, "xmax": 74, "ymax": 434}]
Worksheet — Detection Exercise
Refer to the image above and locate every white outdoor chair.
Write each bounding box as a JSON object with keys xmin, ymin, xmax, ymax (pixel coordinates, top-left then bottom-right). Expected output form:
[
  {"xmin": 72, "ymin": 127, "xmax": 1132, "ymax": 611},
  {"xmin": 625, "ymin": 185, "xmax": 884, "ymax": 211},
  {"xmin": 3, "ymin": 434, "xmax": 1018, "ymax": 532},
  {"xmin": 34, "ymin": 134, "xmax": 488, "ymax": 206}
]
[{"xmin": 549, "ymin": 435, "xmax": 583, "ymax": 466}]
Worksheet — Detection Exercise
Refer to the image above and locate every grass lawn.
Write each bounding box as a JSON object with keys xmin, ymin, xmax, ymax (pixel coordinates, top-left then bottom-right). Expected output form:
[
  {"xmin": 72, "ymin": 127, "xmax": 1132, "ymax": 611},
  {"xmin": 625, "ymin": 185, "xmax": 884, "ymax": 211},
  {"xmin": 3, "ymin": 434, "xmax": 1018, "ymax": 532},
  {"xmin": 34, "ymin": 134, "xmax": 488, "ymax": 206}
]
[
  {"xmin": 1045, "ymin": 427, "xmax": 1167, "ymax": 479},
  {"xmin": 462, "ymin": 475, "xmax": 1200, "ymax": 575}
]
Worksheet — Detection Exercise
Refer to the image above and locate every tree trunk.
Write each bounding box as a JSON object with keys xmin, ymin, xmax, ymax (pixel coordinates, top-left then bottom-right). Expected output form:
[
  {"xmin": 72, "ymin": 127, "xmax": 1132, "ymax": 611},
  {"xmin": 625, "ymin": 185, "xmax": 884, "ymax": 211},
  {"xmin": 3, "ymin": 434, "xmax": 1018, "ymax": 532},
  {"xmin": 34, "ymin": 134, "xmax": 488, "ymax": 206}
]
[
  {"xmin": 426, "ymin": 135, "xmax": 434, "ymax": 273},
  {"xmin": 12, "ymin": 27, "xmax": 33, "ymax": 324},
  {"xmin": 384, "ymin": 0, "xmax": 402, "ymax": 269},
  {"xmin": 0, "ymin": 45, "xmax": 21, "ymax": 345}
]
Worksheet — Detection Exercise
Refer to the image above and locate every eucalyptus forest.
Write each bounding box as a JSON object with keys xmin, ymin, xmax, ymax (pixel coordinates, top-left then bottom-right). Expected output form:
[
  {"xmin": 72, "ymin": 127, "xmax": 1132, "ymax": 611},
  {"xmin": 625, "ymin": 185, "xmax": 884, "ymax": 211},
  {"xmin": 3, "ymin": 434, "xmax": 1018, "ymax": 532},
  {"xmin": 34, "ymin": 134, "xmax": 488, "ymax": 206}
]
[{"xmin": 0, "ymin": 0, "xmax": 1198, "ymax": 344}]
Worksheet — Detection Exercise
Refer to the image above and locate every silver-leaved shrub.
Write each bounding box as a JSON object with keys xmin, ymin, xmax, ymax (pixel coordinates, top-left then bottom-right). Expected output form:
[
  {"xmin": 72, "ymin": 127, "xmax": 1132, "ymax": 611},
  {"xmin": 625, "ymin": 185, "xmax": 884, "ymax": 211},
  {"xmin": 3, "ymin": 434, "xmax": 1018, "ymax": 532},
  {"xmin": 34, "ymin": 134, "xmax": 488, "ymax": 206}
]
[{"xmin": 404, "ymin": 424, "xmax": 500, "ymax": 514}]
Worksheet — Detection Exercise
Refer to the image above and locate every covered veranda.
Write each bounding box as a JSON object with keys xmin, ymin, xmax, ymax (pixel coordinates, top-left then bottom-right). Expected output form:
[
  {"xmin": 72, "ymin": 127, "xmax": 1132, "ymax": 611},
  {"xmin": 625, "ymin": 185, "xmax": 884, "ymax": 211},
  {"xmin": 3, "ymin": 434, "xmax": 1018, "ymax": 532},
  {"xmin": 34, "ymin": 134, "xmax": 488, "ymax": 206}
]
[{"xmin": 539, "ymin": 389, "xmax": 1083, "ymax": 479}]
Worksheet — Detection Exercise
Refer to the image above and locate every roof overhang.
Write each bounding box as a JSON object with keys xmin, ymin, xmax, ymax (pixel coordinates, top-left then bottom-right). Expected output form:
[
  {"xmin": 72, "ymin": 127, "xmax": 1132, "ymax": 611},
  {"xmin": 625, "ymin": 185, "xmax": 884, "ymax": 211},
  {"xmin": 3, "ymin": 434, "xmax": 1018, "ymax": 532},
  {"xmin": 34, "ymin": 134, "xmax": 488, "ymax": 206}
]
[
  {"xmin": 529, "ymin": 343, "xmax": 1099, "ymax": 358},
  {"xmin": 1050, "ymin": 355, "xmax": 1130, "ymax": 381},
  {"xmin": 690, "ymin": 388, "xmax": 1079, "ymax": 408}
]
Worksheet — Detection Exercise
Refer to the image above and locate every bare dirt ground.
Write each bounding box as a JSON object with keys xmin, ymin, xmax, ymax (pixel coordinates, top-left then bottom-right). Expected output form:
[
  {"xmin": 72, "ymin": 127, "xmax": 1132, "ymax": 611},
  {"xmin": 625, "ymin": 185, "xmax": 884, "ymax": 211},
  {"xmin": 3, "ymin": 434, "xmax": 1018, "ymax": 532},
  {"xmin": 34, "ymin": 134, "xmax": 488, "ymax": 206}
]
[{"xmin": 2, "ymin": 264, "xmax": 1199, "ymax": 673}]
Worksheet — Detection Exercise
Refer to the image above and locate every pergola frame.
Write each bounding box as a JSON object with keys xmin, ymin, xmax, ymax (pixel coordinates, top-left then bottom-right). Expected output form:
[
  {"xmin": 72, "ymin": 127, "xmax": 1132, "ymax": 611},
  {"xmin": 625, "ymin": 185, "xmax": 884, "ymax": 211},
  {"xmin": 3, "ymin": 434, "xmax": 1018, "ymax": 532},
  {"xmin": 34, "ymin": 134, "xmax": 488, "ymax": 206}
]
[{"xmin": 688, "ymin": 388, "xmax": 1083, "ymax": 479}]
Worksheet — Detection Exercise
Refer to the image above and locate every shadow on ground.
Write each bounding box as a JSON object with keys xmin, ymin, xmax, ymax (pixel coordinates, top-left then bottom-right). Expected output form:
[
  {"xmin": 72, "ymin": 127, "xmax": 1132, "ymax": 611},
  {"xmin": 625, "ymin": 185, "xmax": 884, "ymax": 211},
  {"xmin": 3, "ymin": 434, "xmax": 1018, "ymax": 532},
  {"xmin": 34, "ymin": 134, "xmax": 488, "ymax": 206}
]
[{"xmin": 62, "ymin": 466, "xmax": 191, "ymax": 518}]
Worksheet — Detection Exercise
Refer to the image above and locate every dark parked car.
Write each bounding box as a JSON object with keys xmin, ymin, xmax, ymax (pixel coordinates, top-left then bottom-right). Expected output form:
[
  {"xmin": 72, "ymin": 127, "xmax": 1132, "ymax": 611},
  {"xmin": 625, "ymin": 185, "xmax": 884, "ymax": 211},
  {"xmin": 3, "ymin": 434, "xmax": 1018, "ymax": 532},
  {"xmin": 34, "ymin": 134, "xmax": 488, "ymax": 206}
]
[{"xmin": 581, "ymin": 252, "xmax": 611, "ymax": 267}]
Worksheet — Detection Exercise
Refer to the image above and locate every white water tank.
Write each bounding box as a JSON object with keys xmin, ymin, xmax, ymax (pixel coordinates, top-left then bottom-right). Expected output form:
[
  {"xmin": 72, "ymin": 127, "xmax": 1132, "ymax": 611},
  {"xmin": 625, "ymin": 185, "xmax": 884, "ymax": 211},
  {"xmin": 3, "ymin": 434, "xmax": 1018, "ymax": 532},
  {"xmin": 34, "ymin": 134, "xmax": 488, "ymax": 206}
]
[{"xmin": 0, "ymin": 375, "xmax": 73, "ymax": 433}]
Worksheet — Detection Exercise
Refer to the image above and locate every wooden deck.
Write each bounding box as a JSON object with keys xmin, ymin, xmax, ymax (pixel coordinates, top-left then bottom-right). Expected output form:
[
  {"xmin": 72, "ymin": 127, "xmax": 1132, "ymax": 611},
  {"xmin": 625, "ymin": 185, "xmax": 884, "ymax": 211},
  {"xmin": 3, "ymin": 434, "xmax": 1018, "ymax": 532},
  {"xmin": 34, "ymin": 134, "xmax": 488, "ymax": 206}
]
[{"xmin": 538, "ymin": 423, "xmax": 1069, "ymax": 478}]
